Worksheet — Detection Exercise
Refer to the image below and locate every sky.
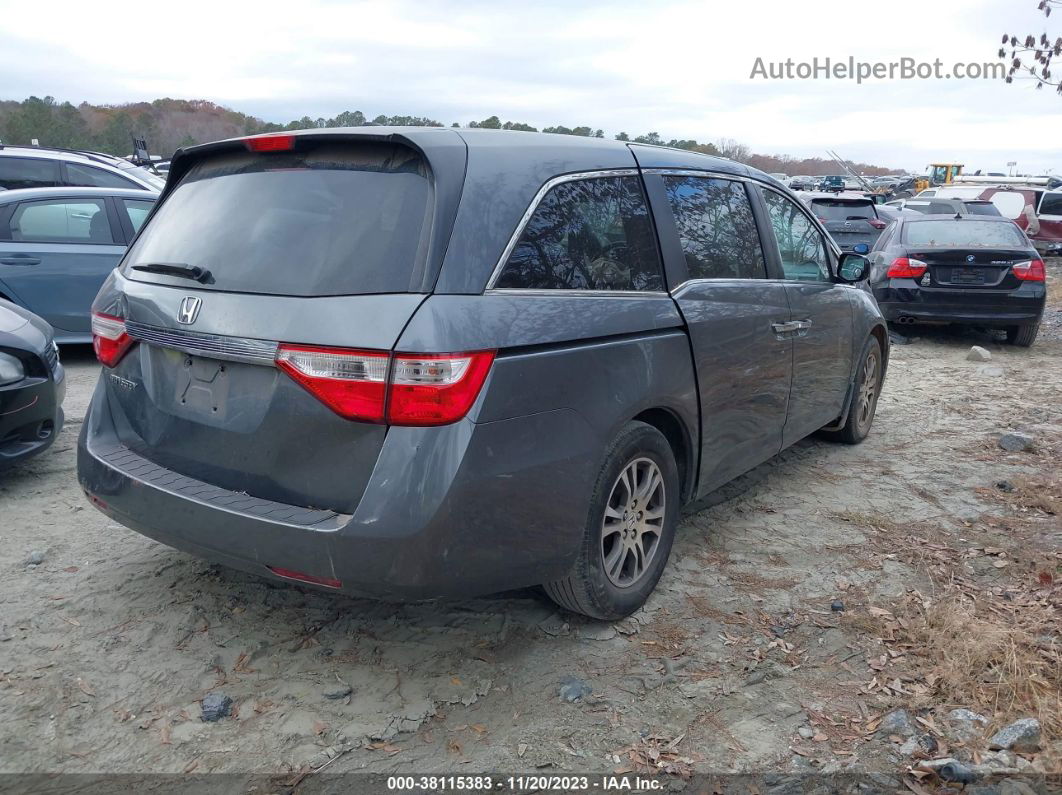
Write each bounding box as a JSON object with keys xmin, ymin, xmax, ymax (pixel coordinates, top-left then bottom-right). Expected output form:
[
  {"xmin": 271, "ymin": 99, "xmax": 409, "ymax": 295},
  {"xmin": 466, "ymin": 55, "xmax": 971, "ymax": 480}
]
[{"xmin": 2, "ymin": 0, "xmax": 1060, "ymax": 174}]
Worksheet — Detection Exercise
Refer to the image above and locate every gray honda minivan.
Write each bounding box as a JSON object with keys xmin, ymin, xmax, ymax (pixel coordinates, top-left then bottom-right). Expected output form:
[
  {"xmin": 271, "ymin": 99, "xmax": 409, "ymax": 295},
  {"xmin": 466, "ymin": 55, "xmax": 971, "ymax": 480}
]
[{"xmin": 77, "ymin": 128, "xmax": 887, "ymax": 619}]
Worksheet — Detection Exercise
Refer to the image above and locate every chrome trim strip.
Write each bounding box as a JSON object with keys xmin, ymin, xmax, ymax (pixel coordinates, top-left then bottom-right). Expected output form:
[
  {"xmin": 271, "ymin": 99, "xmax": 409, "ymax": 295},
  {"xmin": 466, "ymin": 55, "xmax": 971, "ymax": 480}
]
[
  {"xmin": 483, "ymin": 168, "xmax": 640, "ymax": 291},
  {"xmin": 669, "ymin": 277, "xmax": 769, "ymax": 297},
  {"xmin": 642, "ymin": 168, "xmax": 754, "ymax": 181},
  {"xmin": 124, "ymin": 321, "xmax": 278, "ymax": 365},
  {"xmin": 484, "ymin": 288, "xmax": 670, "ymax": 299}
]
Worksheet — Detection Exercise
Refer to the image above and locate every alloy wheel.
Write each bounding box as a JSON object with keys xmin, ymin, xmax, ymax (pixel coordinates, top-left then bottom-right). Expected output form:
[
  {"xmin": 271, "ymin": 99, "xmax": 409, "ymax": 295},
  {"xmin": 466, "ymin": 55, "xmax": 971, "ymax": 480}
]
[
  {"xmin": 856, "ymin": 348, "xmax": 880, "ymax": 433},
  {"xmin": 600, "ymin": 457, "xmax": 666, "ymax": 588}
]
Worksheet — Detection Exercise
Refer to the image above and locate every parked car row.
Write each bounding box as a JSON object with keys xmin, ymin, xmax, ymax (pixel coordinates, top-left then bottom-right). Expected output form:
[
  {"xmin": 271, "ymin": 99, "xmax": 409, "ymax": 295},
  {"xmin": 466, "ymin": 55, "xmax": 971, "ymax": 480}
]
[{"xmin": 0, "ymin": 146, "xmax": 160, "ymax": 342}]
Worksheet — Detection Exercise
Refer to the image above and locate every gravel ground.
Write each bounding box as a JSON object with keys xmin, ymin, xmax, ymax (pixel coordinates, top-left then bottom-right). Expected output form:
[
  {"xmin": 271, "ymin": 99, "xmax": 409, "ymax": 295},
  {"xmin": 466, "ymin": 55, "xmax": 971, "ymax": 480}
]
[{"xmin": 1, "ymin": 263, "xmax": 1059, "ymax": 782}]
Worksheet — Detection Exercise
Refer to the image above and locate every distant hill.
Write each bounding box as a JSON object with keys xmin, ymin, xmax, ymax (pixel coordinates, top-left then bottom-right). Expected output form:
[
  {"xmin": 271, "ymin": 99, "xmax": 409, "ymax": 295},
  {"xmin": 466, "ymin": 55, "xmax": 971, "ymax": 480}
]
[{"xmin": 0, "ymin": 96, "xmax": 902, "ymax": 176}]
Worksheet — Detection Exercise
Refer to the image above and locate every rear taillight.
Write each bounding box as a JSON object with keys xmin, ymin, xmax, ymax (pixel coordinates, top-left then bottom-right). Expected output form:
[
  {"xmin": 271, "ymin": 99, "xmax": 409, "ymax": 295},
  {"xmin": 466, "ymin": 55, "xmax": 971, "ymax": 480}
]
[
  {"xmin": 244, "ymin": 134, "xmax": 296, "ymax": 152},
  {"xmin": 388, "ymin": 352, "xmax": 496, "ymax": 426},
  {"xmin": 1012, "ymin": 259, "xmax": 1046, "ymax": 282},
  {"xmin": 869, "ymin": 218, "xmax": 887, "ymax": 230},
  {"xmin": 886, "ymin": 257, "xmax": 928, "ymax": 279},
  {"xmin": 91, "ymin": 312, "xmax": 134, "ymax": 367},
  {"xmin": 275, "ymin": 345, "xmax": 389, "ymax": 422},
  {"xmin": 274, "ymin": 345, "xmax": 496, "ymax": 426}
]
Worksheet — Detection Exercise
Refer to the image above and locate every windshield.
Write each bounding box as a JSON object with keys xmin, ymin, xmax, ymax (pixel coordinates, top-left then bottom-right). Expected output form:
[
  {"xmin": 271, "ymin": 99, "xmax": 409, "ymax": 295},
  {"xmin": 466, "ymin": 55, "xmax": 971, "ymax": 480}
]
[
  {"xmin": 124, "ymin": 143, "xmax": 433, "ymax": 296},
  {"xmin": 811, "ymin": 199, "xmax": 875, "ymax": 220},
  {"xmin": 904, "ymin": 220, "xmax": 1026, "ymax": 248}
]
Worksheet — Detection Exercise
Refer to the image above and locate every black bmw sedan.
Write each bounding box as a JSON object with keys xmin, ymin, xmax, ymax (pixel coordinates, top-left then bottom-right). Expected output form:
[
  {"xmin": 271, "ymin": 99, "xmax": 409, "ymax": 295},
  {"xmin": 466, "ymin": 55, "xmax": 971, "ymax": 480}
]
[
  {"xmin": 0, "ymin": 299, "xmax": 65, "ymax": 468},
  {"xmin": 868, "ymin": 216, "xmax": 1047, "ymax": 346}
]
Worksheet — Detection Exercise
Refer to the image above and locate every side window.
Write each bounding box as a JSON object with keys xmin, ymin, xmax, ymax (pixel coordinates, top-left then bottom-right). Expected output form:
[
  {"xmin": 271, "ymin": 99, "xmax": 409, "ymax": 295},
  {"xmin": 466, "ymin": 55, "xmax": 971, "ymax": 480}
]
[
  {"xmin": 494, "ymin": 176, "xmax": 663, "ymax": 291},
  {"xmin": 65, "ymin": 163, "xmax": 138, "ymax": 189},
  {"xmin": 0, "ymin": 157, "xmax": 61, "ymax": 190},
  {"xmin": 1040, "ymin": 192, "xmax": 1062, "ymax": 217},
  {"xmin": 761, "ymin": 190, "xmax": 831, "ymax": 282},
  {"xmin": 10, "ymin": 199, "xmax": 114, "ymax": 244},
  {"xmin": 122, "ymin": 199, "xmax": 154, "ymax": 233},
  {"xmin": 661, "ymin": 176, "xmax": 767, "ymax": 280}
]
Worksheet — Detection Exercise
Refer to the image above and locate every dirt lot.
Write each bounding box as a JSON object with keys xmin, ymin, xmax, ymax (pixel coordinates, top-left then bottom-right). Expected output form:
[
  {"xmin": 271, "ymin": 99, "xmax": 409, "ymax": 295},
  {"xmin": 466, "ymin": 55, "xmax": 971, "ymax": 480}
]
[{"xmin": 2, "ymin": 264, "xmax": 1060, "ymax": 789}]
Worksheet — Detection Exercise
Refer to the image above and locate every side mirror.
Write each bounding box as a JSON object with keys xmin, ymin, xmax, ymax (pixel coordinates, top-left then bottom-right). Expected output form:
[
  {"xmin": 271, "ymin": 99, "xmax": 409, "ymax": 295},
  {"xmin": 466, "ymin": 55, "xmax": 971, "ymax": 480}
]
[
  {"xmin": 838, "ymin": 252, "xmax": 870, "ymax": 282},
  {"xmin": 852, "ymin": 242, "xmax": 870, "ymax": 255}
]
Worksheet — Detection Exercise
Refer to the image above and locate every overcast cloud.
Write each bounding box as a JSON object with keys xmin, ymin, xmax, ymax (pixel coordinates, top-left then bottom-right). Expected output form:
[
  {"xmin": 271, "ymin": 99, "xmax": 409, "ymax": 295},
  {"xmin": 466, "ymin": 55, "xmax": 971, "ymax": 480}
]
[{"xmin": 2, "ymin": 0, "xmax": 1059, "ymax": 173}]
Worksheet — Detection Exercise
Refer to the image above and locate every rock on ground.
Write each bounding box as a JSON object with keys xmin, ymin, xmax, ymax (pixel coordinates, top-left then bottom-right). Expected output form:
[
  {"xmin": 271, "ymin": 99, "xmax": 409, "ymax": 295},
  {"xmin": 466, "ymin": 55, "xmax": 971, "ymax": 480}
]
[
  {"xmin": 998, "ymin": 432, "xmax": 1035, "ymax": 452},
  {"xmin": 988, "ymin": 718, "xmax": 1041, "ymax": 753}
]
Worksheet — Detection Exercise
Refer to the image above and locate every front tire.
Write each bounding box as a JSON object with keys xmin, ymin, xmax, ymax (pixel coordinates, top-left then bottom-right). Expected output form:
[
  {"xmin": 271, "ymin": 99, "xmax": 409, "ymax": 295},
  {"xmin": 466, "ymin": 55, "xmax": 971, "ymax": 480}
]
[
  {"xmin": 821, "ymin": 336, "xmax": 883, "ymax": 445},
  {"xmin": 1006, "ymin": 323, "xmax": 1039, "ymax": 347},
  {"xmin": 543, "ymin": 421, "xmax": 680, "ymax": 620}
]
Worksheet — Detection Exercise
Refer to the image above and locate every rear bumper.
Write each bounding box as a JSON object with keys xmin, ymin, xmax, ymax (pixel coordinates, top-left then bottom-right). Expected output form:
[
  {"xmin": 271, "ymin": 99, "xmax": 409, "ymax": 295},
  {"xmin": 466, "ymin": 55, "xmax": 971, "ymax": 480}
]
[
  {"xmin": 0, "ymin": 366, "xmax": 64, "ymax": 468},
  {"xmin": 874, "ymin": 282, "xmax": 1046, "ymax": 326},
  {"xmin": 76, "ymin": 378, "xmax": 598, "ymax": 600}
]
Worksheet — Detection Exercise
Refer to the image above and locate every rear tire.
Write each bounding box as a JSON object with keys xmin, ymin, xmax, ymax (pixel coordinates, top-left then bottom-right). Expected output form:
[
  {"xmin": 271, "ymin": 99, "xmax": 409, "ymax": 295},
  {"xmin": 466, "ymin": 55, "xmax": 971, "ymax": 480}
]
[
  {"xmin": 543, "ymin": 421, "xmax": 679, "ymax": 620},
  {"xmin": 820, "ymin": 336, "xmax": 883, "ymax": 445},
  {"xmin": 1006, "ymin": 323, "xmax": 1039, "ymax": 348}
]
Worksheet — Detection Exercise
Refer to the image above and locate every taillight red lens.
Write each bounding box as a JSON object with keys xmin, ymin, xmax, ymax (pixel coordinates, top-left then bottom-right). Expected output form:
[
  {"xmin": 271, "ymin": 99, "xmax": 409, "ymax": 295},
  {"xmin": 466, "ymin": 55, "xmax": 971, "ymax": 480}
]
[
  {"xmin": 886, "ymin": 257, "xmax": 928, "ymax": 279},
  {"xmin": 275, "ymin": 345, "xmax": 389, "ymax": 422},
  {"xmin": 244, "ymin": 134, "xmax": 296, "ymax": 152},
  {"xmin": 869, "ymin": 218, "xmax": 887, "ymax": 230},
  {"xmin": 1012, "ymin": 259, "xmax": 1046, "ymax": 282},
  {"xmin": 274, "ymin": 345, "xmax": 496, "ymax": 426},
  {"xmin": 387, "ymin": 352, "xmax": 496, "ymax": 426},
  {"xmin": 91, "ymin": 312, "xmax": 134, "ymax": 367}
]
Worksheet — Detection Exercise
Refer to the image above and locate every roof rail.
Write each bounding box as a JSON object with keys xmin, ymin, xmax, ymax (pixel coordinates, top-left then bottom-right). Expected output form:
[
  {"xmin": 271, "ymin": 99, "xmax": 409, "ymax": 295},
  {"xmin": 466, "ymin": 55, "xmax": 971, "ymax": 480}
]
[{"xmin": 1, "ymin": 142, "xmax": 125, "ymax": 166}]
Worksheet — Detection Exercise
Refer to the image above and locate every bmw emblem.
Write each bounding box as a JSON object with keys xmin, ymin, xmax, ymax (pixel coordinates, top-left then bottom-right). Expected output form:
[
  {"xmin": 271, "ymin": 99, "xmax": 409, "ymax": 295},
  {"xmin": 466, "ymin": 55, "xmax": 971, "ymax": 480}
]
[{"xmin": 966, "ymin": 254, "xmax": 976, "ymax": 263}]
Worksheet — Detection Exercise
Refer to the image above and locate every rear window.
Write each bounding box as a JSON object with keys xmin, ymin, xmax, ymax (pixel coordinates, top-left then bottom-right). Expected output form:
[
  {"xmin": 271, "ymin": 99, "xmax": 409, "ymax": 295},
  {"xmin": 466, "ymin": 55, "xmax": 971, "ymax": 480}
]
[
  {"xmin": 811, "ymin": 199, "xmax": 875, "ymax": 220},
  {"xmin": 123, "ymin": 143, "xmax": 433, "ymax": 296},
  {"xmin": 904, "ymin": 220, "xmax": 1027, "ymax": 248},
  {"xmin": 964, "ymin": 202, "xmax": 1001, "ymax": 217}
]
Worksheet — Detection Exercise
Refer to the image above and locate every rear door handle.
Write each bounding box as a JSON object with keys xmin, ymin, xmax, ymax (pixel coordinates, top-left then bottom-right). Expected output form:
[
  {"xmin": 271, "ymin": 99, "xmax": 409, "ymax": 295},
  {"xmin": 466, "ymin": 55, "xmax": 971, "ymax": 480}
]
[{"xmin": 0, "ymin": 256, "xmax": 41, "ymax": 266}]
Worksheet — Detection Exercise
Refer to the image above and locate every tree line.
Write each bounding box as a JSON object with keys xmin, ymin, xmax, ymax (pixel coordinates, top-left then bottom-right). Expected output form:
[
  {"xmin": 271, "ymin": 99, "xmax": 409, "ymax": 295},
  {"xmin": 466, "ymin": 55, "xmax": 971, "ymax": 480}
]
[{"xmin": 0, "ymin": 96, "xmax": 900, "ymax": 175}]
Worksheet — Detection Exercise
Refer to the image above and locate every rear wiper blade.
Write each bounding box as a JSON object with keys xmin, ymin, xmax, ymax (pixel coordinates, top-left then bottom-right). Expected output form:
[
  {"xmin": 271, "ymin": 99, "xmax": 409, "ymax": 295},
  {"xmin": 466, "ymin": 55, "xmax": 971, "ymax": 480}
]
[{"xmin": 131, "ymin": 262, "xmax": 213, "ymax": 284}]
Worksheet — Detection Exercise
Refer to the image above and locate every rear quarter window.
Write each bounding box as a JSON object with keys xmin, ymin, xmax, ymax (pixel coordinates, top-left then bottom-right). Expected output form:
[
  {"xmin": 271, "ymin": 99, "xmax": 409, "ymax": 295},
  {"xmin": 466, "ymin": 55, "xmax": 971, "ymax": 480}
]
[
  {"xmin": 0, "ymin": 157, "xmax": 61, "ymax": 190},
  {"xmin": 493, "ymin": 175, "xmax": 663, "ymax": 291},
  {"xmin": 124, "ymin": 143, "xmax": 433, "ymax": 296}
]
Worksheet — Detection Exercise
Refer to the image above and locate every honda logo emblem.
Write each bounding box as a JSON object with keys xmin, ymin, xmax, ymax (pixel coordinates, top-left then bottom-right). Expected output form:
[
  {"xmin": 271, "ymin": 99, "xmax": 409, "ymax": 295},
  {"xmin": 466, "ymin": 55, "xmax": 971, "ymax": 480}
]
[{"xmin": 177, "ymin": 296, "xmax": 201, "ymax": 325}]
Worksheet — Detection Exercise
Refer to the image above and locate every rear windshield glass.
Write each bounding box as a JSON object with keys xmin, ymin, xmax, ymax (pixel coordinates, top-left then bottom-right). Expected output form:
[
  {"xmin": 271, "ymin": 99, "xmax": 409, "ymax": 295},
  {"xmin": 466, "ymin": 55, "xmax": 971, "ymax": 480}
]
[
  {"xmin": 964, "ymin": 202, "xmax": 1000, "ymax": 216},
  {"xmin": 123, "ymin": 143, "xmax": 433, "ymax": 296},
  {"xmin": 904, "ymin": 220, "xmax": 1026, "ymax": 248},
  {"xmin": 811, "ymin": 200, "xmax": 874, "ymax": 220}
]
